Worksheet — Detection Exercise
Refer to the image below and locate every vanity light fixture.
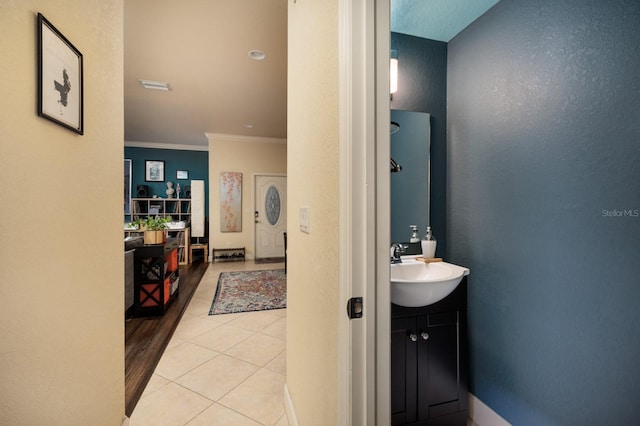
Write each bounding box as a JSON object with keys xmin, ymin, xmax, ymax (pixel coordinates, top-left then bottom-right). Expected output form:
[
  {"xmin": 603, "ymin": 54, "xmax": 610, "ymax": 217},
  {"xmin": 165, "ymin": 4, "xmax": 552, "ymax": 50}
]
[
  {"xmin": 139, "ymin": 79, "xmax": 171, "ymax": 91},
  {"xmin": 390, "ymin": 50, "xmax": 398, "ymax": 94}
]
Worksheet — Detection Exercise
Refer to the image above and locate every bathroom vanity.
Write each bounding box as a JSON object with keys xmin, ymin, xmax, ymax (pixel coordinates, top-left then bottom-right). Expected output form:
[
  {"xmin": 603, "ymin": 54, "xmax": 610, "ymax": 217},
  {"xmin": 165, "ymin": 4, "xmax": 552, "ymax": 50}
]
[{"xmin": 391, "ymin": 277, "xmax": 468, "ymax": 425}]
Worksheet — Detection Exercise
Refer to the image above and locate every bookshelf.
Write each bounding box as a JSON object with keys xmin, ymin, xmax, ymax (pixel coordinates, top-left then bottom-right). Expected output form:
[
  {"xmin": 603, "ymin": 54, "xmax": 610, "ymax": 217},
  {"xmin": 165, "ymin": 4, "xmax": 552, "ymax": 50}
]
[
  {"xmin": 127, "ymin": 198, "xmax": 192, "ymax": 223},
  {"xmin": 125, "ymin": 198, "xmax": 191, "ymax": 265}
]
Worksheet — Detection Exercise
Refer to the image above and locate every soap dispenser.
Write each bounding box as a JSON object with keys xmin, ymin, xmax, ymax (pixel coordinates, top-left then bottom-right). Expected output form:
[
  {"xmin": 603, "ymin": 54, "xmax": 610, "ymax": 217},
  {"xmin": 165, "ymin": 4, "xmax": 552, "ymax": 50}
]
[
  {"xmin": 421, "ymin": 226, "xmax": 437, "ymax": 258},
  {"xmin": 409, "ymin": 225, "xmax": 419, "ymax": 243}
]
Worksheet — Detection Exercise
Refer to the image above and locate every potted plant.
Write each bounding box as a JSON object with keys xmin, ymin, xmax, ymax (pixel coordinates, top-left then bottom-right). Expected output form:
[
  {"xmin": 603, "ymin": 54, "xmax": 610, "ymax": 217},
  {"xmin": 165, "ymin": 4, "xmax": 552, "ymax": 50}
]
[{"xmin": 139, "ymin": 216, "xmax": 170, "ymax": 244}]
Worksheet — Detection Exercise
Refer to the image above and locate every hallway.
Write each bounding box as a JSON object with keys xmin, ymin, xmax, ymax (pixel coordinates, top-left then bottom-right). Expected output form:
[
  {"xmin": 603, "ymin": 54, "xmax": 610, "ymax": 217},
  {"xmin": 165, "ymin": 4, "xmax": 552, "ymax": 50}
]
[{"xmin": 129, "ymin": 261, "xmax": 288, "ymax": 426}]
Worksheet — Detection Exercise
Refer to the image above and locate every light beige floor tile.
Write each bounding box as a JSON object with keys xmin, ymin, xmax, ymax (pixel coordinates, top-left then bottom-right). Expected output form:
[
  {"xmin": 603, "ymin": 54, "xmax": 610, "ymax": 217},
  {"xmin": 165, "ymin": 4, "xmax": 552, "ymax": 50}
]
[
  {"xmin": 225, "ymin": 333, "xmax": 285, "ymax": 367},
  {"xmin": 271, "ymin": 308, "xmax": 287, "ymax": 318},
  {"xmin": 206, "ymin": 311, "xmax": 246, "ymax": 324},
  {"xmin": 275, "ymin": 413, "xmax": 290, "ymax": 426},
  {"xmin": 172, "ymin": 312, "xmax": 223, "ymax": 340},
  {"xmin": 261, "ymin": 317, "xmax": 286, "ymax": 340},
  {"xmin": 154, "ymin": 341, "xmax": 218, "ymax": 381},
  {"xmin": 186, "ymin": 403, "xmax": 262, "ymax": 426},
  {"xmin": 264, "ymin": 351, "xmax": 287, "ymax": 376},
  {"xmin": 226, "ymin": 310, "xmax": 281, "ymax": 332},
  {"xmin": 190, "ymin": 323, "xmax": 254, "ymax": 352},
  {"xmin": 164, "ymin": 336, "xmax": 186, "ymax": 351},
  {"xmin": 219, "ymin": 369, "xmax": 286, "ymax": 425},
  {"xmin": 129, "ymin": 382, "xmax": 212, "ymax": 426},
  {"xmin": 185, "ymin": 297, "xmax": 216, "ymax": 316},
  {"xmin": 131, "ymin": 261, "xmax": 289, "ymax": 423},
  {"xmin": 175, "ymin": 354, "xmax": 259, "ymax": 401},
  {"xmin": 139, "ymin": 374, "xmax": 171, "ymax": 398}
]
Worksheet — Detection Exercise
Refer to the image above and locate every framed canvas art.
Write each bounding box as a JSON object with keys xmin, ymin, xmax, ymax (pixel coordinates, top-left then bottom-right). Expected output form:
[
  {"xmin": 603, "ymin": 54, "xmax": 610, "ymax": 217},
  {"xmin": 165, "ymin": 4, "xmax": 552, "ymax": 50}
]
[
  {"xmin": 220, "ymin": 172, "xmax": 242, "ymax": 232},
  {"xmin": 37, "ymin": 13, "xmax": 83, "ymax": 134}
]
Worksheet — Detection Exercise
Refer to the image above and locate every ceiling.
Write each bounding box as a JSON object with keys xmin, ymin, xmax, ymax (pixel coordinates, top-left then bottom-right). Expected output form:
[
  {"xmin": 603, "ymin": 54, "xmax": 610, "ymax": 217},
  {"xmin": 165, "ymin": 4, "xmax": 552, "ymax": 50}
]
[
  {"xmin": 123, "ymin": 0, "xmax": 498, "ymax": 149},
  {"xmin": 391, "ymin": 0, "xmax": 500, "ymax": 42},
  {"xmin": 124, "ymin": 0, "xmax": 288, "ymax": 148}
]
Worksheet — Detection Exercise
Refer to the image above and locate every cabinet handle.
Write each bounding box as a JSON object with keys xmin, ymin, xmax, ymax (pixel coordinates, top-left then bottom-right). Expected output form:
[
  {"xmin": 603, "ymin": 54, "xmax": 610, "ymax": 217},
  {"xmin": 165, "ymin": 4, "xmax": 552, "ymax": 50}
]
[
  {"xmin": 409, "ymin": 334, "xmax": 418, "ymax": 342},
  {"xmin": 421, "ymin": 332, "xmax": 429, "ymax": 340}
]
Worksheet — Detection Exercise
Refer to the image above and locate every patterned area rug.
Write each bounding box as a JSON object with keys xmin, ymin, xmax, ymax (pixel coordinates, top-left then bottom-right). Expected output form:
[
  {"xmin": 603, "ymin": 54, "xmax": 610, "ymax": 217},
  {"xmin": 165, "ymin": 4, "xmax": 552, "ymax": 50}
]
[{"xmin": 209, "ymin": 269, "xmax": 286, "ymax": 315}]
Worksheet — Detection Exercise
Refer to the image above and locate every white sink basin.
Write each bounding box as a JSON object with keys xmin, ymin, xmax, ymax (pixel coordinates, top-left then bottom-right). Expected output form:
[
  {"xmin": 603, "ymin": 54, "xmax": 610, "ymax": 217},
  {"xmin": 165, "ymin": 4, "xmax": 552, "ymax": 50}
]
[{"xmin": 391, "ymin": 258, "xmax": 469, "ymax": 307}]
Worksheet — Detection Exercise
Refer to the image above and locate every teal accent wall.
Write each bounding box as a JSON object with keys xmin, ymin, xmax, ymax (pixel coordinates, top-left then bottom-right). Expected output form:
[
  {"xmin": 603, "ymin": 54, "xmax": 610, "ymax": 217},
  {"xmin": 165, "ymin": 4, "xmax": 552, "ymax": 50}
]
[
  {"xmin": 448, "ymin": 0, "xmax": 640, "ymax": 424},
  {"xmin": 124, "ymin": 147, "xmax": 209, "ymax": 221}
]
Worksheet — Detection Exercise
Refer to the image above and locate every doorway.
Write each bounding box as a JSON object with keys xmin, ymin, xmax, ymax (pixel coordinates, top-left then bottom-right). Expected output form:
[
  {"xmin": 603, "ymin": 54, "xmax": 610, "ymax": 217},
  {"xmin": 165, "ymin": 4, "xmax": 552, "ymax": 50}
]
[{"xmin": 254, "ymin": 174, "xmax": 287, "ymax": 259}]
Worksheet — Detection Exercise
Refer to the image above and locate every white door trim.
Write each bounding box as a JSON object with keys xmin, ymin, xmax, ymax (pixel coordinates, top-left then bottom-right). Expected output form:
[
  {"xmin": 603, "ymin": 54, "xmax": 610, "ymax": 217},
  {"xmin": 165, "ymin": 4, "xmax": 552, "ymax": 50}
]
[
  {"xmin": 338, "ymin": 0, "xmax": 384, "ymax": 423},
  {"xmin": 374, "ymin": 0, "xmax": 392, "ymax": 422}
]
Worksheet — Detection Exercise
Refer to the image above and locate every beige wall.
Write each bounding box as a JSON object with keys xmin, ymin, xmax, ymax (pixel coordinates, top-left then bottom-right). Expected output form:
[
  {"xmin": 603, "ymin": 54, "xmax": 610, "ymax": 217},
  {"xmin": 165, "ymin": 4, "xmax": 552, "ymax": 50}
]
[
  {"xmin": 286, "ymin": 0, "xmax": 341, "ymax": 424},
  {"xmin": 207, "ymin": 135, "xmax": 287, "ymax": 259},
  {"xmin": 0, "ymin": 2, "xmax": 125, "ymax": 424}
]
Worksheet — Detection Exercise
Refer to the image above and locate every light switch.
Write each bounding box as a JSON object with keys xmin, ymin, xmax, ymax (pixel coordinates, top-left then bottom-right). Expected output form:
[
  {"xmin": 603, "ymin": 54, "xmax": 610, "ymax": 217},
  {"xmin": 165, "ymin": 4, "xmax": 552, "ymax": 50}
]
[{"xmin": 299, "ymin": 207, "xmax": 310, "ymax": 234}]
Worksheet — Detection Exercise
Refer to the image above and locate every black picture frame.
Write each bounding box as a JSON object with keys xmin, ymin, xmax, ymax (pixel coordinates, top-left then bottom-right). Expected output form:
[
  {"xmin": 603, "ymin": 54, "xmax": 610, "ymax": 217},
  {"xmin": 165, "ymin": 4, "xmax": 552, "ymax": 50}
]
[
  {"xmin": 124, "ymin": 159, "xmax": 132, "ymax": 214},
  {"xmin": 145, "ymin": 160, "xmax": 165, "ymax": 182},
  {"xmin": 176, "ymin": 170, "xmax": 189, "ymax": 180},
  {"xmin": 37, "ymin": 13, "xmax": 84, "ymax": 134}
]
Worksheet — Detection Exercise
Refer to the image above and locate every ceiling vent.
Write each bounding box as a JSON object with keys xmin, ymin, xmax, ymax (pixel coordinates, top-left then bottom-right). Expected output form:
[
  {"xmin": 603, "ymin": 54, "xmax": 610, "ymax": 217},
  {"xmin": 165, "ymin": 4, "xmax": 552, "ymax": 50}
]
[{"xmin": 139, "ymin": 80, "xmax": 171, "ymax": 91}]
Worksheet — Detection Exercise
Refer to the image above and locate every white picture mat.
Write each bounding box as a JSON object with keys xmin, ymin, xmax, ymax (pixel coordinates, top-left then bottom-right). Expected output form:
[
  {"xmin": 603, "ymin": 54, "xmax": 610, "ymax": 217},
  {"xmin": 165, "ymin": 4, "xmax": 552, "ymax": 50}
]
[{"xmin": 40, "ymin": 20, "xmax": 82, "ymax": 130}]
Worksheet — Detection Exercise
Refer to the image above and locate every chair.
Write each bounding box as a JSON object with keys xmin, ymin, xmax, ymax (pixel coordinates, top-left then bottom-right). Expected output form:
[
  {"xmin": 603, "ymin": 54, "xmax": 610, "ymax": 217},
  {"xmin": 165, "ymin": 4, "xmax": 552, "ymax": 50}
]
[{"xmin": 284, "ymin": 232, "xmax": 287, "ymax": 274}]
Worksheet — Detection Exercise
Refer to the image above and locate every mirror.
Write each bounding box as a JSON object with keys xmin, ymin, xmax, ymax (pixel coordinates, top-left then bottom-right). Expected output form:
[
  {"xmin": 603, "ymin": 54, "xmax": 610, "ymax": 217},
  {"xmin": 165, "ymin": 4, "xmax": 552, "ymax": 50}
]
[{"xmin": 390, "ymin": 109, "xmax": 431, "ymax": 244}]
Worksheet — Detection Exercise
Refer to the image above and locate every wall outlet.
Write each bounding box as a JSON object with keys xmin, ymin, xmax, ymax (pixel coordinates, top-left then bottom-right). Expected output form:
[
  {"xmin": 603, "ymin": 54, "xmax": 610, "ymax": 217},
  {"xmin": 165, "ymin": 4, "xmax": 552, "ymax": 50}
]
[{"xmin": 299, "ymin": 207, "xmax": 310, "ymax": 233}]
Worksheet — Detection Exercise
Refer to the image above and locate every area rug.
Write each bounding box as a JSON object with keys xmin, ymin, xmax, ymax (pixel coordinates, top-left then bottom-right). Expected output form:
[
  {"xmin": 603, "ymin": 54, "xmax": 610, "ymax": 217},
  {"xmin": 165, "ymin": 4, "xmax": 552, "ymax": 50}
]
[{"xmin": 209, "ymin": 269, "xmax": 286, "ymax": 315}]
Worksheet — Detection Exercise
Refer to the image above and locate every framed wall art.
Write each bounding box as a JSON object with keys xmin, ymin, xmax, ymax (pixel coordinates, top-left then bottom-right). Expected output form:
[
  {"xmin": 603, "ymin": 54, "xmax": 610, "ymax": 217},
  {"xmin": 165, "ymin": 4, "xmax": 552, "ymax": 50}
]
[
  {"xmin": 176, "ymin": 170, "xmax": 189, "ymax": 179},
  {"xmin": 220, "ymin": 172, "xmax": 242, "ymax": 232},
  {"xmin": 37, "ymin": 13, "xmax": 83, "ymax": 134},
  {"xmin": 124, "ymin": 159, "xmax": 132, "ymax": 215},
  {"xmin": 145, "ymin": 160, "xmax": 165, "ymax": 182}
]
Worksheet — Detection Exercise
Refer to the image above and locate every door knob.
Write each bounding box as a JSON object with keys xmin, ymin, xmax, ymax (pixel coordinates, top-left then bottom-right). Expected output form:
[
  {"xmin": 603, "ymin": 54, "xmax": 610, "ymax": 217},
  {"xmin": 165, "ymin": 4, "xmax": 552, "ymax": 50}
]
[
  {"xmin": 409, "ymin": 334, "xmax": 418, "ymax": 342},
  {"xmin": 421, "ymin": 332, "xmax": 429, "ymax": 340}
]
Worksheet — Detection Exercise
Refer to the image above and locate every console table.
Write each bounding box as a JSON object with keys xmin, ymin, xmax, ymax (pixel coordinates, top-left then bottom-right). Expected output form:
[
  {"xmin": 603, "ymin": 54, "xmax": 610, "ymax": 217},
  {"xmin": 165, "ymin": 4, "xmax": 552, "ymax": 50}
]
[{"xmin": 133, "ymin": 238, "xmax": 180, "ymax": 317}]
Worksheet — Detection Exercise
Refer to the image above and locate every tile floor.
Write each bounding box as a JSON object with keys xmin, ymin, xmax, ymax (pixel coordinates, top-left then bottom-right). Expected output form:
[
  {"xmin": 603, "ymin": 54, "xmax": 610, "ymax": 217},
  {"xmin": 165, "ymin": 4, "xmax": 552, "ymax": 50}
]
[{"xmin": 130, "ymin": 260, "xmax": 289, "ymax": 426}]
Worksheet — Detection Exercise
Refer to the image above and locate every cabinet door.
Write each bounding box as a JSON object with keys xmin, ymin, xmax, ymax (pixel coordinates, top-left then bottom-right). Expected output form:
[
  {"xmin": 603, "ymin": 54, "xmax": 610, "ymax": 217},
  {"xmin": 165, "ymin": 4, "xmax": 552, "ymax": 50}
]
[
  {"xmin": 417, "ymin": 311, "xmax": 461, "ymax": 421},
  {"xmin": 391, "ymin": 316, "xmax": 418, "ymax": 425}
]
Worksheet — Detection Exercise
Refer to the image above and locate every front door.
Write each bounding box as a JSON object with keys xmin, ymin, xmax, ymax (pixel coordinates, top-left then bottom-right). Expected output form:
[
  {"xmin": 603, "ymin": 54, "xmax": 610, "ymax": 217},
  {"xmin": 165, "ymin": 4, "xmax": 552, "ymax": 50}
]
[{"xmin": 254, "ymin": 175, "xmax": 287, "ymax": 259}]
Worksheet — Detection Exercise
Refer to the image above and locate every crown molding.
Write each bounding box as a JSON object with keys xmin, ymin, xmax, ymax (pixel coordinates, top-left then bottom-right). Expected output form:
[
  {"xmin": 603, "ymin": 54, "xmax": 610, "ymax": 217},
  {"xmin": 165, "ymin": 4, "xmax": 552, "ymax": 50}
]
[
  {"xmin": 124, "ymin": 140, "xmax": 209, "ymax": 151},
  {"xmin": 205, "ymin": 133, "xmax": 287, "ymax": 145}
]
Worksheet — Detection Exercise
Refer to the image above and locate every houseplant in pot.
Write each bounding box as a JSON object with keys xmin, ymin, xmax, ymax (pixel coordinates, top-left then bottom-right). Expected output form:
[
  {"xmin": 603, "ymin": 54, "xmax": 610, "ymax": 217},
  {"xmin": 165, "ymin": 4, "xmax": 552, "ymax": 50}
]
[{"xmin": 137, "ymin": 216, "xmax": 170, "ymax": 244}]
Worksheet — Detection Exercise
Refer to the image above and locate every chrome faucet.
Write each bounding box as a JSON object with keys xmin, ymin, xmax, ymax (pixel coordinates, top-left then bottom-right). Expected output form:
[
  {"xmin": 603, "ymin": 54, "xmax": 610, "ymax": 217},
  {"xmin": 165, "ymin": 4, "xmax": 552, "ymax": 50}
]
[{"xmin": 390, "ymin": 243, "xmax": 405, "ymax": 264}]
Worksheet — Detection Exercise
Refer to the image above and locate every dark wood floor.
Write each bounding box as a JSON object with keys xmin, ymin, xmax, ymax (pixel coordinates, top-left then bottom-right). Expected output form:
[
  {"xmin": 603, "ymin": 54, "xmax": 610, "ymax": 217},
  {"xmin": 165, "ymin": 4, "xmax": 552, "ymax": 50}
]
[{"xmin": 125, "ymin": 261, "xmax": 209, "ymax": 416}]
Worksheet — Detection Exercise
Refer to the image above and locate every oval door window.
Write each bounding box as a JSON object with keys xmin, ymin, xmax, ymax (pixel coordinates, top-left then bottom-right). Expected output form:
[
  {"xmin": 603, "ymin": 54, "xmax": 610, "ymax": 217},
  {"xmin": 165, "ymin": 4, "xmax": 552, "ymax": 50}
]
[{"xmin": 265, "ymin": 186, "xmax": 281, "ymax": 225}]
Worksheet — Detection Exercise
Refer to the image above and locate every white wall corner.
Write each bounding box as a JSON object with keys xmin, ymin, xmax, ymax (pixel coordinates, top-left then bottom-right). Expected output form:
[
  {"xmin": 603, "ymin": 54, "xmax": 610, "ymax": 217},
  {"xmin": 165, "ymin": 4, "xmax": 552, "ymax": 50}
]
[
  {"xmin": 284, "ymin": 384, "xmax": 299, "ymax": 426},
  {"xmin": 468, "ymin": 393, "xmax": 511, "ymax": 426},
  {"xmin": 122, "ymin": 415, "xmax": 130, "ymax": 426}
]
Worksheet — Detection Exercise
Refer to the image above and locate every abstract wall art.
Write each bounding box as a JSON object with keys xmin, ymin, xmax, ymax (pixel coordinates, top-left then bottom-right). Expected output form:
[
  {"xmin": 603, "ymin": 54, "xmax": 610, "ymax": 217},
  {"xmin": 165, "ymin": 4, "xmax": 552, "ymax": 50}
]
[{"xmin": 220, "ymin": 172, "xmax": 242, "ymax": 232}]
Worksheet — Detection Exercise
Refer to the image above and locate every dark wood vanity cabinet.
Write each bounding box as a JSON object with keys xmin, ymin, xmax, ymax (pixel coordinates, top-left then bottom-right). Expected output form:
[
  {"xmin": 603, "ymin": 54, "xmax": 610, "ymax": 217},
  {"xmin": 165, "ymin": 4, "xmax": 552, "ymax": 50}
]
[{"xmin": 391, "ymin": 277, "xmax": 468, "ymax": 425}]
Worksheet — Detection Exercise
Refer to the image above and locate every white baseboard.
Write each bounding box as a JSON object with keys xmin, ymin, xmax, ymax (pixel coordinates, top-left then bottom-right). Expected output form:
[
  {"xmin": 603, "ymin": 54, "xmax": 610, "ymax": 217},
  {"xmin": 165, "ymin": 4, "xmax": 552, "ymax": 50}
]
[
  {"xmin": 468, "ymin": 393, "xmax": 511, "ymax": 426},
  {"xmin": 284, "ymin": 384, "xmax": 299, "ymax": 426},
  {"xmin": 282, "ymin": 387, "xmax": 506, "ymax": 426}
]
